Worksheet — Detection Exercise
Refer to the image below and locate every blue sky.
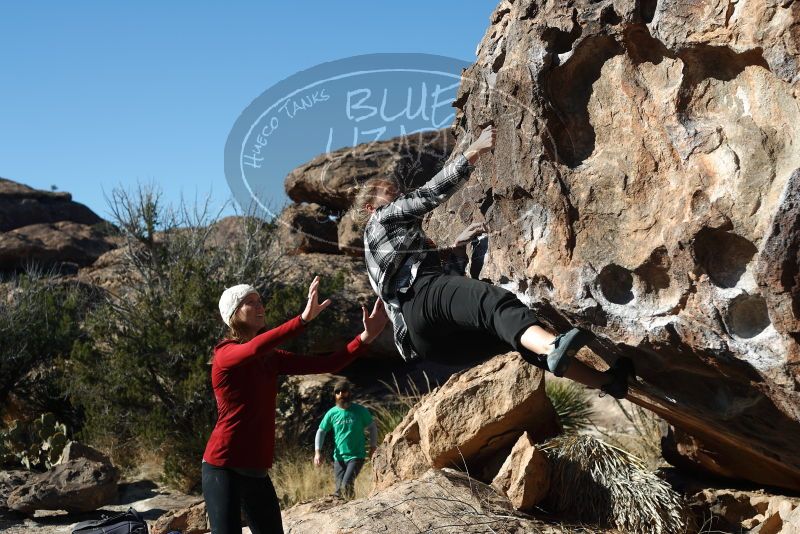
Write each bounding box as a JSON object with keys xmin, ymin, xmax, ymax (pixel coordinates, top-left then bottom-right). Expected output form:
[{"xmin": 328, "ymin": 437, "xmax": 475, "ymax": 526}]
[{"xmin": 0, "ymin": 2, "xmax": 496, "ymax": 221}]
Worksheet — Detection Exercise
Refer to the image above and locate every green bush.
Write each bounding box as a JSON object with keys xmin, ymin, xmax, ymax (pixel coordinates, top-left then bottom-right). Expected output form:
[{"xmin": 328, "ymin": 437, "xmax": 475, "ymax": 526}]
[{"xmin": 0, "ymin": 271, "xmax": 94, "ymax": 427}]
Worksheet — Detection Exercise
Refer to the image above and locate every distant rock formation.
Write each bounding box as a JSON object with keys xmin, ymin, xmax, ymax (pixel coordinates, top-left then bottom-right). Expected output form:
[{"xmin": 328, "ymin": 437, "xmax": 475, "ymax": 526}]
[
  {"xmin": 422, "ymin": 0, "xmax": 800, "ymax": 491},
  {"xmin": 0, "ymin": 178, "xmax": 116, "ymax": 272}
]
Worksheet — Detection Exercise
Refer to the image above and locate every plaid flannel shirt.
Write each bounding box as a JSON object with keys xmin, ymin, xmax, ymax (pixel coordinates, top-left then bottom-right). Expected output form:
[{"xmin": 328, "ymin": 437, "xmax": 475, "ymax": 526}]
[{"xmin": 364, "ymin": 153, "xmax": 475, "ymax": 361}]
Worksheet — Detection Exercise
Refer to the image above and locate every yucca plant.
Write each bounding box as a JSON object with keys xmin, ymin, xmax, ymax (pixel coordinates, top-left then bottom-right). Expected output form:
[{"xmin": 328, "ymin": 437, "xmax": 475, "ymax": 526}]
[
  {"xmin": 545, "ymin": 379, "xmax": 594, "ymax": 433},
  {"xmin": 541, "ymin": 434, "xmax": 689, "ymax": 534}
]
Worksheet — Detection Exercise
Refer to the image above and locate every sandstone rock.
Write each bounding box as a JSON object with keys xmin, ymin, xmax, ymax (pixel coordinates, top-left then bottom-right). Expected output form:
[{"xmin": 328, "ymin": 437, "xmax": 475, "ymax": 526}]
[
  {"xmin": 57, "ymin": 441, "xmax": 113, "ymax": 467},
  {"xmin": 7, "ymin": 458, "xmax": 119, "ymax": 514},
  {"xmin": 688, "ymin": 488, "xmax": 798, "ymax": 532},
  {"xmin": 0, "ymin": 222, "xmax": 116, "ymax": 272},
  {"xmin": 283, "ymin": 468, "xmax": 566, "ymax": 534},
  {"xmin": 285, "ymin": 129, "xmax": 455, "ymax": 211},
  {"xmin": 491, "ymin": 431, "xmax": 550, "ymax": 512},
  {"xmin": 150, "ymin": 500, "xmax": 209, "ymax": 534},
  {"xmin": 0, "ymin": 470, "xmax": 31, "ymax": 518},
  {"xmin": 422, "ymin": 0, "xmax": 800, "ymax": 492},
  {"xmin": 0, "ymin": 178, "xmax": 102, "ymax": 232},
  {"xmin": 373, "ymin": 352, "xmax": 560, "ymax": 490},
  {"xmin": 275, "ymin": 203, "xmax": 339, "ymax": 255}
]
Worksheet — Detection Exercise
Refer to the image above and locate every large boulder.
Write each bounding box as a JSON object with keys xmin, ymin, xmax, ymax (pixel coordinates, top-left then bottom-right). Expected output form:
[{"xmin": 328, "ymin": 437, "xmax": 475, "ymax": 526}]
[
  {"xmin": 0, "ymin": 178, "xmax": 102, "ymax": 232},
  {"xmin": 7, "ymin": 458, "xmax": 119, "ymax": 514},
  {"xmin": 285, "ymin": 129, "xmax": 455, "ymax": 211},
  {"xmin": 0, "ymin": 222, "xmax": 117, "ymax": 272},
  {"xmin": 372, "ymin": 352, "xmax": 560, "ymax": 490},
  {"xmin": 424, "ymin": 0, "xmax": 800, "ymax": 492}
]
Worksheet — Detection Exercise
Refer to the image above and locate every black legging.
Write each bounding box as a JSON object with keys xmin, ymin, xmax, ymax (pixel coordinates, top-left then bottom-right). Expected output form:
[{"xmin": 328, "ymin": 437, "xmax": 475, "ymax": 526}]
[
  {"xmin": 202, "ymin": 462, "xmax": 283, "ymax": 534},
  {"xmin": 399, "ymin": 272, "xmax": 547, "ymax": 369}
]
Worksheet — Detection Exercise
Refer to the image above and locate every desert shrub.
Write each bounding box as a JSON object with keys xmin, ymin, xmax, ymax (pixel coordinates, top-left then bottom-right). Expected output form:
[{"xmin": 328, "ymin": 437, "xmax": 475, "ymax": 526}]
[
  {"xmin": 545, "ymin": 379, "xmax": 594, "ymax": 434},
  {"xmin": 0, "ymin": 270, "xmax": 94, "ymax": 427}
]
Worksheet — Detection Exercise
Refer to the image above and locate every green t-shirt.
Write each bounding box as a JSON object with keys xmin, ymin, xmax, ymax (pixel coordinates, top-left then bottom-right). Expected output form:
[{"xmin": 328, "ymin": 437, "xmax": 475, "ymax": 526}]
[{"xmin": 319, "ymin": 403, "xmax": 373, "ymax": 462}]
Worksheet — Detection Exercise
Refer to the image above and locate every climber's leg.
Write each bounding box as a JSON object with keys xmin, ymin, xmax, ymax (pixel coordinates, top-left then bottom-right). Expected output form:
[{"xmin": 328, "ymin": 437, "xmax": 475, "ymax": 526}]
[{"xmin": 400, "ymin": 273, "xmax": 541, "ymax": 362}]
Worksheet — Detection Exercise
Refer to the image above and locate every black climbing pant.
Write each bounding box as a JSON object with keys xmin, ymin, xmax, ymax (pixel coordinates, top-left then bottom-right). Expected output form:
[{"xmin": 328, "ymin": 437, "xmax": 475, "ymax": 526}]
[
  {"xmin": 398, "ymin": 272, "xmax": 547, "ymax": 369},
  {"xmin": 202, "ymin": 461, "xmax": 284, "ymax": 534}
]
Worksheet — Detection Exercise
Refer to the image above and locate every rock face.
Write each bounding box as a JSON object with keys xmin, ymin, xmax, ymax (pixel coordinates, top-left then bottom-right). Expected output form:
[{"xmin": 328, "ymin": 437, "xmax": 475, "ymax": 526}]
[
  {"xmin": 491, "ymin": 432, "xmax": 550, "ymax": 512},
  {"xmin": 283, "ymin": 468, "xmax": 566, "ymax": 534},
  {"xmin": 7, "ymin": 458, "xmax": 119, "ymax": 514},
  {"xmin": 423, "ymin": 0, "xmax": 800, "ymax": 492},
  {"xmin": 285, "ymin": 129, "xmax": 455, "ymax": 212},
  {"xmin": 372, "ymin": 352, "xmax": 560, "ymax": 490}
]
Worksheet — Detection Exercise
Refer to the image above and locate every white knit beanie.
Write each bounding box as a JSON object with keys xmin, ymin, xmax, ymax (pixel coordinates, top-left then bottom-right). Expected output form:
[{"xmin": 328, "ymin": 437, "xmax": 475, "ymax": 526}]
[{"xmin": 218, "ymin": 284, "xmax": 258, "ymax": 327}]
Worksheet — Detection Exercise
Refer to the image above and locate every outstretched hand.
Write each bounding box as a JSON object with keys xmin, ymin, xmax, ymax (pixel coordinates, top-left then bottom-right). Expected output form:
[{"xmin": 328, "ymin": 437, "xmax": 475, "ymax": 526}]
[
  {"xmin": 453, "ymin": 222, "xmax": 487, "ymax": 248},
  {"xmin": 360, "ymin": 299, "xmax": 388, "ymax": 344},
  {"xmin": 301, "ymin": 275, "xmax": 332, "ymax": 323}
]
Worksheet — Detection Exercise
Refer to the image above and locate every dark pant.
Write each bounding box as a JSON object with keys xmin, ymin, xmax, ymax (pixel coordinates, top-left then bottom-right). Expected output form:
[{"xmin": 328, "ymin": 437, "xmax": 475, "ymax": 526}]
[
  {"xmin": 399, "ymin": 273, "xmax": 548, "ymax": 369},
  {"xmin": 333, "ymin": 458, "xmax": 364, "ymax": 498},
  {"xmin": 202, "ymin": 462, "xmax": 283, "ymax": 534}
]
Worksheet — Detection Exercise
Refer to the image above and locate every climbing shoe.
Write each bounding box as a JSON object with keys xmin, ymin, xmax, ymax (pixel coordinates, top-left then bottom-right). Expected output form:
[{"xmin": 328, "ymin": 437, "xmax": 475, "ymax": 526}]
[
  {"xmin": 600, "ymin": 357, "xmax": 635, "ymax": 399},
  {"xmin": 546, "ymin": 327, "xmax": 589, "ymax": 377}
]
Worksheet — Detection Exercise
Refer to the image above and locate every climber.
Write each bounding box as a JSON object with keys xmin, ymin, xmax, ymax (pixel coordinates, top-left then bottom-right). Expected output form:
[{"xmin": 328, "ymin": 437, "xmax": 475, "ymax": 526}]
[{"xmin": 355, "ymin": 124, "xmax": 633, "ymax": 398}]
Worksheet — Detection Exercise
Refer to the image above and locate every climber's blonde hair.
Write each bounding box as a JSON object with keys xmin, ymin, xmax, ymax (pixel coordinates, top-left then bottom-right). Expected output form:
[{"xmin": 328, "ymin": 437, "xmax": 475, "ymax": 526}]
[{"xmin": 351, "ymin": 177, "xmax": 400, "ymax": 224}]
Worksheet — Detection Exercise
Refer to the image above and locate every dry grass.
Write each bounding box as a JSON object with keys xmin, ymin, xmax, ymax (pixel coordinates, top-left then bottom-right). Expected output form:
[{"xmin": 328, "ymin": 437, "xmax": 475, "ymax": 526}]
[{"xmin": 271, "ymin": 449, "xmax": 373, "ymax": 507}]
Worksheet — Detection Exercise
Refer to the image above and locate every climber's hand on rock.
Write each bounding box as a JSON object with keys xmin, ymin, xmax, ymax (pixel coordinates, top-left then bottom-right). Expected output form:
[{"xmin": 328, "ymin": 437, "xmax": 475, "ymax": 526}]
[
  {"xmin": 464, "ymin": 125, "xmax": 496, "ymax": 163},
  {"xmin": 453, "ymin": 222, "xmax": 487, "ymax": 248}
]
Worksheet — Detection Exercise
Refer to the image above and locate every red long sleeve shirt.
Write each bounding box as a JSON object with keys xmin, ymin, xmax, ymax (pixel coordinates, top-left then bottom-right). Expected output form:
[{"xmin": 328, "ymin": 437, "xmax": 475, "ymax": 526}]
[{"xmin": 202, "ymin": 315, "xmax": 365, "ymax": 469}]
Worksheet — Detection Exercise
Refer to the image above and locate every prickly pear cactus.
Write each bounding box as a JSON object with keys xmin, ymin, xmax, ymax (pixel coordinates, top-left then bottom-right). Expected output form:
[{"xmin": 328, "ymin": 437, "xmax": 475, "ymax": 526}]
[{"xmin": 0, "ymin": 412, "xmax": 68, "ymax": 470}]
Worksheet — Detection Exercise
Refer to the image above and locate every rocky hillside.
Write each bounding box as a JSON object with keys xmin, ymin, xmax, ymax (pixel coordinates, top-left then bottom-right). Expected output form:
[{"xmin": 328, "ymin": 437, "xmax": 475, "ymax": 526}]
[{"xmin": 422, "ymin": 0, "xmax": 800, "ymax": 492}]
